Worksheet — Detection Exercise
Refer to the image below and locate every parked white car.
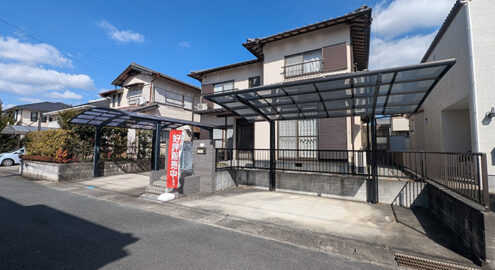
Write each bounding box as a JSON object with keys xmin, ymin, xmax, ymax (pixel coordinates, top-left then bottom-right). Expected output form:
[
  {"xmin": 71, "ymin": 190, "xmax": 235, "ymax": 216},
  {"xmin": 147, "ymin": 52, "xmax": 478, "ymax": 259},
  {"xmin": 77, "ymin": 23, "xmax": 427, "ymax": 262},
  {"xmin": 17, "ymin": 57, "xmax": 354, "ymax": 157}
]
[{"xmin": 0, "ymin": 148, "xmax": 25, "ymax": 166}]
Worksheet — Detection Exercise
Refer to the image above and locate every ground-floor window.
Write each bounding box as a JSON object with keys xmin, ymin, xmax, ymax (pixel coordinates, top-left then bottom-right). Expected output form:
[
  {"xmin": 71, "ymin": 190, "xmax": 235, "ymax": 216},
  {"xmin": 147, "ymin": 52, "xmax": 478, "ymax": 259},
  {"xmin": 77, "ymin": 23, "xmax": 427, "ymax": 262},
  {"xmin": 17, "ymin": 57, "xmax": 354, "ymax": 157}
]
[{"xmin": 278, "ymin": 119, "xmax": 318, "ymax": 158}]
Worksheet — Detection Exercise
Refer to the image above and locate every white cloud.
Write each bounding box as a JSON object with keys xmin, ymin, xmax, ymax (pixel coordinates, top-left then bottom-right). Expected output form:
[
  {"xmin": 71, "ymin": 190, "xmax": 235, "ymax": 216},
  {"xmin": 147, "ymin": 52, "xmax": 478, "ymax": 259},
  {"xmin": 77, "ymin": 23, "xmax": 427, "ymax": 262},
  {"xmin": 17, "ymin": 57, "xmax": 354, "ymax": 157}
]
[
  {"xmin": 0, "ymin": 63, "xmax": 94, "ymax": 95},
  {"xmin": 45, "ymin": 90, "xmax": 83, "ymax": 100},
  {"xmin": 373, "ymin": 0, "xmax": 455, "ymax": 39},
  {"xmin": 369, "ymin": 32, "xmax": 436, "ymax": 69},
  {"xmin": 369, "ymin": 0, "xmax": 455, "ymax": 69},
  {"xmin": 18, "ymin": 97, "xmax": 43, "ymax": 103},
  {"xmin": 0, "ymin": 37, "xmax": 72, "ymax": 67},
  {"xmin": 99, "ymin": 20, "xmax": 145, "ymax": 44},
  {"xmin": 178, "ymin": 41, "xmax": 191, "ymax": 48}
]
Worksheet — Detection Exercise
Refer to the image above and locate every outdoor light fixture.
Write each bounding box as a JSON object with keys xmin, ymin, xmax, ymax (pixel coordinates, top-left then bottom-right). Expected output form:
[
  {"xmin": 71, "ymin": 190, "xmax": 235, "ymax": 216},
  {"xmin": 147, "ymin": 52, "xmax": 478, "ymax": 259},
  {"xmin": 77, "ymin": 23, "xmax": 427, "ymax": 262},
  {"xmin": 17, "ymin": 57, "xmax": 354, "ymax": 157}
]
[{"xmin": 487, "ymin": 107, "xmax": 495, "ymax": 118}]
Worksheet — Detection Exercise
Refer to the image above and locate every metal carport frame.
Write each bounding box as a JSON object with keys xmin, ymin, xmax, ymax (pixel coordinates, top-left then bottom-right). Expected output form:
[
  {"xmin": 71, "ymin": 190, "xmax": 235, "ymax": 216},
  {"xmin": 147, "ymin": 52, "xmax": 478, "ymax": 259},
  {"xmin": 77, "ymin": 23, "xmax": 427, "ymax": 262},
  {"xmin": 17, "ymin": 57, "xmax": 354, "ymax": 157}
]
[
  {"xmin": 69, "ymin": 107, "xmax": 213, "ymax": 177},
  {"xmin": 202, "ymin": 59, "xmax": 456, "ymax": 203}
]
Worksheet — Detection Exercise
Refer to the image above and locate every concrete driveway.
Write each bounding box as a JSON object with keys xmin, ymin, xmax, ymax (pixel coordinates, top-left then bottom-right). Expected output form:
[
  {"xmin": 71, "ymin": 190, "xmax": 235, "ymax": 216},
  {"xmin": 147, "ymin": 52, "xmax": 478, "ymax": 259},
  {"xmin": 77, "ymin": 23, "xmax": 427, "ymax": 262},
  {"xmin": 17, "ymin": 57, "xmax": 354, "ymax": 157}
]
[{"xmin": 74, "ymin": 172, "xmax": 150, "ymax": 197}]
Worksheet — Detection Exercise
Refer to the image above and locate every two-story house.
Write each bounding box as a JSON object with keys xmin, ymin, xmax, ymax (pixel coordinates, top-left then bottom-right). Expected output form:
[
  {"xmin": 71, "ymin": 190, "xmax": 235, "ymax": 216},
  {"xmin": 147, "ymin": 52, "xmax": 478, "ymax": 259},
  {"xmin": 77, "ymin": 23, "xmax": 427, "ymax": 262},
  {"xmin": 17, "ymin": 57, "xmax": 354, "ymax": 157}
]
[
  {"xmin": 99, "ymin": 63, "xmax": 202, "ymax": 141},
  {"xmin": 188, "ymin": 6, "xmax": 371, "ymax": 153},
  {"xmin": 5, "ymin": 102, "xmax": 71, "ymax": 130}
]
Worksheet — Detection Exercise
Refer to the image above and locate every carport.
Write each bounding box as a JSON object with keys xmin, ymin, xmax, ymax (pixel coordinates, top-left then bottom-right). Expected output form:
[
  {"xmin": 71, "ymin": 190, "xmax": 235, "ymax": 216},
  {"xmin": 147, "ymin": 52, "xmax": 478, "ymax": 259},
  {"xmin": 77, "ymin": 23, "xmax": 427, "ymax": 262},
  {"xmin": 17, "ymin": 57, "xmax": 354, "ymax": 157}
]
[
  {"xmin": 202, "ymin": 59, "xmax": 456, "ymax": 203},
  {"xmin": 69, "ymin": 107, "xmax": 213, "ymax": 177}
]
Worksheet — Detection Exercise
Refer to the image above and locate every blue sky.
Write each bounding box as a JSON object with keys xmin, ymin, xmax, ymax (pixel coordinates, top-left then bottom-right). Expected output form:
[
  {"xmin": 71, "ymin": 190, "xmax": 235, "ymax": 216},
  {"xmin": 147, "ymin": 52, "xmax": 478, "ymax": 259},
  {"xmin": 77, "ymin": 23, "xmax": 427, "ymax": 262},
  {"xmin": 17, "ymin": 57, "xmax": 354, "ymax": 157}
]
[{"xmin": 0, "ymin": 0, "xmax": 455, "ymax": 109}]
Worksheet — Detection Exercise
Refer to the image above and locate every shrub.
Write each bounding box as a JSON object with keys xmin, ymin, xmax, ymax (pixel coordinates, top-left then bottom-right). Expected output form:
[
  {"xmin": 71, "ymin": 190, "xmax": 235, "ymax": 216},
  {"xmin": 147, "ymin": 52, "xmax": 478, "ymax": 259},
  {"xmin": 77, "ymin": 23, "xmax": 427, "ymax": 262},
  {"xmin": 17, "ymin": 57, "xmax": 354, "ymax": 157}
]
[{"xmin": 25, "ymin": 129, "xmax": 72, "ymax": 158}]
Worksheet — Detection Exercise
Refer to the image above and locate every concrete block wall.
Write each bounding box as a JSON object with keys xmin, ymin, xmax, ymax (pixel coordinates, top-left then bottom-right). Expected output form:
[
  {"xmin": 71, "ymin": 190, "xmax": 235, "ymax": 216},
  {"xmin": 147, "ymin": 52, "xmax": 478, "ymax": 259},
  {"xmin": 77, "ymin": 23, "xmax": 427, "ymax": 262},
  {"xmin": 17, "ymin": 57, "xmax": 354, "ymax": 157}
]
[
  {"xmin": 428, "ymin": 181, "xmax": 495, "ymax": 268},
  {"xmin": 191, "ymin": 140, "xmax": 216, "ymax": 193},
  {"xmin": 21, "ymin": 160, "xmax": 152, "ymax": 182}
]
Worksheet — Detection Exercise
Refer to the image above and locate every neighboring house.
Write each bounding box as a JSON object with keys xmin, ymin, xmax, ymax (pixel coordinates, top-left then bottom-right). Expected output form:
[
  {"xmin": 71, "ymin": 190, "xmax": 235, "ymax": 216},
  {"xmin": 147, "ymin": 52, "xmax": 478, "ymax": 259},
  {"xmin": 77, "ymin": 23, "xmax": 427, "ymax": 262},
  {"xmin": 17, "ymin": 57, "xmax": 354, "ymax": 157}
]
[
  {"xmin": 188, "ymin": 6, "xmax": 371, "ymax": 151},
  {"xmin": 44, "ymin": 98, "xmax": 110, "ymax": 128},
  {"xmin": 99, "ymin": 63, "xmax": 202, "ymax": 140},
  {"xmin": 4, "ymin": 102, "xmax": 71, "ymax": 129},
  {"xmin": 408, "ymin": 0, "xmax": 495, "ymax": 188}
]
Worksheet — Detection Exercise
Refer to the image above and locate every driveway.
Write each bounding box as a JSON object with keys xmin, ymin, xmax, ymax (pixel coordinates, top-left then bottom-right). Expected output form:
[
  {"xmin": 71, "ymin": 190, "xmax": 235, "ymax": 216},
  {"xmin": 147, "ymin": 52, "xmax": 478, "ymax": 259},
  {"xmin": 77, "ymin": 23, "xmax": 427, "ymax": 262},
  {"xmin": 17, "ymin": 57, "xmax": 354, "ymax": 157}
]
[{"xmin": 0, "ymin": 175, "xmax": 392, "ymax": 270}]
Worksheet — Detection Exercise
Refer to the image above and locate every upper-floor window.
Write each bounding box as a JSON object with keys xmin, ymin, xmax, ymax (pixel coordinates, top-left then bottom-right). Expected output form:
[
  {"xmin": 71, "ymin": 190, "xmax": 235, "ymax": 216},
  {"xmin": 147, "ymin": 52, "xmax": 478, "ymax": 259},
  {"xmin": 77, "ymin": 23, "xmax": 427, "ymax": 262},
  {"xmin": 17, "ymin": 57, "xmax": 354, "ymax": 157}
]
[
  {"xmin": 112, "ymin": 95, "xmax": 117, "ymax": 107},
  {"xmin": 30, "ymin": 112, "xmax": 38, "ymax": 122},
  {"xmin": 128, "ymin": 86, "xmax": 143, "ymax": 97},
  {"xmin": 249, "ymin": 76, "xmax": 261, "ymax": 88},
  {"xmin": 155, "ymin": 87, "xmax": 198, "ymax": 111},
  {"xmin": 214, "ymin": 81, "xmax": 234, "ymax": 109},
  {"xmin": 284, "ymin": 49, "xmax": 322, "ymax": 78},
  {"xmin": 14, "ymin": 110, "xmax": 18, "ymax": 121},
  {"xmin": 117, "ymin": 93, "xmax": 122, "ymax": 106}
]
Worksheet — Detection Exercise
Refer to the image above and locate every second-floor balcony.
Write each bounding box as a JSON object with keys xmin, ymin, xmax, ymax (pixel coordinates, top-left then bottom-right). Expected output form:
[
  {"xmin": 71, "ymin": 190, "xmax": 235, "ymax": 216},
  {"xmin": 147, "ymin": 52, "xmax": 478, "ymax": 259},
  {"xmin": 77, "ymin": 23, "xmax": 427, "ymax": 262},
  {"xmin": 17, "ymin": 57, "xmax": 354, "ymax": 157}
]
[{"xmin": 282, "ymin": 59, "xmax": 323, "ymax": 79}]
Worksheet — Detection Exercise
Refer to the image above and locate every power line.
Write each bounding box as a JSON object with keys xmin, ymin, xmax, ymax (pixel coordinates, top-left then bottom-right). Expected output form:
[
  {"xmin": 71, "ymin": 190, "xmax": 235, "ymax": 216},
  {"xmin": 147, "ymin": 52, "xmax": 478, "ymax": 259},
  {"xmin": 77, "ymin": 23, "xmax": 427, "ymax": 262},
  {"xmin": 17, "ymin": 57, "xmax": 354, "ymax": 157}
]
[{"xmin": 0, "ymin": 18, "xmax": 123, "ymax": 79}]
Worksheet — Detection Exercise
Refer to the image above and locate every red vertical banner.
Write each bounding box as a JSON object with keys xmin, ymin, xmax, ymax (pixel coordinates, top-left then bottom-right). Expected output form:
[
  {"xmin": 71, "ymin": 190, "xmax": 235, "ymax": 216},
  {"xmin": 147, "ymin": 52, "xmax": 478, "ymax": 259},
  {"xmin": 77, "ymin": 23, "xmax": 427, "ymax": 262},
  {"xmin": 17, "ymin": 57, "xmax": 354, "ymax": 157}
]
[{"xmin": 166, "ymin": 130, "xmax": 183, "ymax": 188}]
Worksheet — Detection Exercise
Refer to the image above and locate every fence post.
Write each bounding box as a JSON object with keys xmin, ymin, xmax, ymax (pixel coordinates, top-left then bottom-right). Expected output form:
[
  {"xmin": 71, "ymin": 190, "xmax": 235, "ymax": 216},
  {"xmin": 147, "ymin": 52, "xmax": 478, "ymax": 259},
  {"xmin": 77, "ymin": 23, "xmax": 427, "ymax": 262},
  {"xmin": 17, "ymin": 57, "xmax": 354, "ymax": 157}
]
[{"xmin": 480, "ymin": 154, "xmax": 490, "ymax": 211}]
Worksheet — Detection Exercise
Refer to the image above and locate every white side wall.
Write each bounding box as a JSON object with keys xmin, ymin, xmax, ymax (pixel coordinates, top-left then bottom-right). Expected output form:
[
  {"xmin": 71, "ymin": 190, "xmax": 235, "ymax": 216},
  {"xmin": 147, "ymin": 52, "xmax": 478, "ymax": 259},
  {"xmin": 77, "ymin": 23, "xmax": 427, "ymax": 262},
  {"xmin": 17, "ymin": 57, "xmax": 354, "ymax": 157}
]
[
  {"xmin": 414, "ymin": 4, "xmax": 472, "ymax": 152},
  {"xmin": 470, "ymin": 0, "xmax": 495, "ymax": 175},
  {"xmin": 201, "ymin": 62, "xmax": 263, "ymax": 90}
]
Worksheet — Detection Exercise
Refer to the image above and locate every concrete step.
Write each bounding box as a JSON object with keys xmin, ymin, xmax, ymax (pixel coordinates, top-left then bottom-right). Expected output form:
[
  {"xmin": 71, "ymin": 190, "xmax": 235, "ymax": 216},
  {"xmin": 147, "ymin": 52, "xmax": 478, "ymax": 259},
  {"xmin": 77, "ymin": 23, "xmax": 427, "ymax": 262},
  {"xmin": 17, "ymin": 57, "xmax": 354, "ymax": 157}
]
[
  {"xmin": 145, "ymin": 185, "xmax": 166, "ymax": 195},
  {"xmin": 152, "ymin": 181, "xmax": 167, "ymax": 187}
]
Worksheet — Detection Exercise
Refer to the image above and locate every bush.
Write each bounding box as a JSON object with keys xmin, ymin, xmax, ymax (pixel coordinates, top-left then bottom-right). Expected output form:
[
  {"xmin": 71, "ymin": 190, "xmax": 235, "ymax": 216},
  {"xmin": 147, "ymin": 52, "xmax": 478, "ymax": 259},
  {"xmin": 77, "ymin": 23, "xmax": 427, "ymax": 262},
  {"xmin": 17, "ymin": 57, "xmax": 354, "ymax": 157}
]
[{"xmin": 25, "ymin": 129, "xmax": 72, "ymax": 158}]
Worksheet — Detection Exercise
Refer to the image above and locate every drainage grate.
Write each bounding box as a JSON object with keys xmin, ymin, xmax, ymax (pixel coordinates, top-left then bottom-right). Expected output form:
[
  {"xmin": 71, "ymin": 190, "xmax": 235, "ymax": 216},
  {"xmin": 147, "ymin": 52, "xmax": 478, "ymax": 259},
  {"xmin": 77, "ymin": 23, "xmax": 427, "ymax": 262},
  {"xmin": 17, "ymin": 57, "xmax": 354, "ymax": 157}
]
[{"xmin": 394, "ymin": 253, "xmax": 479, "ymax": 270}]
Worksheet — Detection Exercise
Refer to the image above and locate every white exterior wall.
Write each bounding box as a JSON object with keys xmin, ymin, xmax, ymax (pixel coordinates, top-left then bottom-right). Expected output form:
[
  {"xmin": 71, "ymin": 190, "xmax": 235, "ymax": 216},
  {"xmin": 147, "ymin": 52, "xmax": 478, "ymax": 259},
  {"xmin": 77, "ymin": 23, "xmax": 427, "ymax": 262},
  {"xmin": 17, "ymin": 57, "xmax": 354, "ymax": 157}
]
[
  {"xmin": 391, "ymin": 117, "xmax": 409, "ymax": 132},
  {"xmin": 414, "ymin": 5, "xmax": 472, "ymax": 152},
  {"xmin": 470, "ymin": 0, "xmax": 495, "ymax": 175}
]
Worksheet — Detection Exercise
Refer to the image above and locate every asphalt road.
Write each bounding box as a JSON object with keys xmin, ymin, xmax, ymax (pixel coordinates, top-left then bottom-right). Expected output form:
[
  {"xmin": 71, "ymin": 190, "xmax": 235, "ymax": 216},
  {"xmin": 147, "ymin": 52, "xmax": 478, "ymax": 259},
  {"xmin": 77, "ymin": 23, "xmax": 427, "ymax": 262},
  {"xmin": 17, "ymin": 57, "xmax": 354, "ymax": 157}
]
[{"xmin": 0, "ymin": 168, "xmax": 392, "ymax": 270}]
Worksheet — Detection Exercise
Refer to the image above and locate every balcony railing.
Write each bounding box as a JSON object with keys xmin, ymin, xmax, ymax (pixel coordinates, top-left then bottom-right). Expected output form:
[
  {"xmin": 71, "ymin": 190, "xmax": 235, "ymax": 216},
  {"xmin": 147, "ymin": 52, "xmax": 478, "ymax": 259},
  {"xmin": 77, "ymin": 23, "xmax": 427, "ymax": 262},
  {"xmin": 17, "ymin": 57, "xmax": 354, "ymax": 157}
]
[
  {"xmin": 282, "ymin": 59, "xmax": 323, "ymax": 79},
  {"xmin": 215, "ymin": 148, "xmax": 490, "ymax": 207}
]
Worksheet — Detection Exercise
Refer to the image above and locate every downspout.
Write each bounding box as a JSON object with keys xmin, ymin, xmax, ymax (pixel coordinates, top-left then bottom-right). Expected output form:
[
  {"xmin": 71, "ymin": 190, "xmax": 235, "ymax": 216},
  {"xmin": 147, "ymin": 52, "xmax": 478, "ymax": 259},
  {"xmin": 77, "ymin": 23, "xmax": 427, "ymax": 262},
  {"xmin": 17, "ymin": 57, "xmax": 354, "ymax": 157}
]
[{"xmin": 463, "ymin": 1, "xmax": 480, "ymax": 152}]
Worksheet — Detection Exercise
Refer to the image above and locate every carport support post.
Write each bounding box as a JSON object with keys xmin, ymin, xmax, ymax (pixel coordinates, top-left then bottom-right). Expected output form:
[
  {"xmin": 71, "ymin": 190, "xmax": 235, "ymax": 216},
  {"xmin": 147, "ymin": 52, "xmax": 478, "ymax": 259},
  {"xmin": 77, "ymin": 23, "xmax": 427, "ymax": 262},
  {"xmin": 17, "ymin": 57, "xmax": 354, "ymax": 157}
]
[
  {"xmin": 370, "ymin": 118, "xmax": 379, "ymax": 203},
  {"xmin": 151, "ymin": 122, "xmax": 162, "ymax": 171},
  {"xmin": 269, "ymin": 120, "xmax": 276, "ymax": 191},
  {"xmin": 93, "ymin": 127, "xmax": 102, "ymax": 178}
]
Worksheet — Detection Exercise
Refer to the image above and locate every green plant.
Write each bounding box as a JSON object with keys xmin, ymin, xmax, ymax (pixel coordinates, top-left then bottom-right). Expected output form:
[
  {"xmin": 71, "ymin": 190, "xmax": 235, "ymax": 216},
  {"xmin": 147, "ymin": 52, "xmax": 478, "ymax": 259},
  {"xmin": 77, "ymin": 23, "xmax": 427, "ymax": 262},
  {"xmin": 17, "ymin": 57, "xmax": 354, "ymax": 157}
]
[{"xmin": 0, "ymin": 104, "xmax": 18, "ymax": 152}]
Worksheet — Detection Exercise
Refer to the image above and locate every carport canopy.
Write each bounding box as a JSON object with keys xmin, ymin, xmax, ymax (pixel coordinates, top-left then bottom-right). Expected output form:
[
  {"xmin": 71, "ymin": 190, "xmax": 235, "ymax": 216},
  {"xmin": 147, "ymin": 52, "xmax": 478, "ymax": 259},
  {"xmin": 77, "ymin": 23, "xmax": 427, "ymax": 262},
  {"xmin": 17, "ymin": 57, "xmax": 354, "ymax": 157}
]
[
  {"xmin": 202, "ymin": 58, "xmax": 456, "ymax": 203},
  {"xmin": 203, "ymin": 59, "xmax": 456, "ymax": 122},
  {"xmin": 69, "ymin": 107, "xmax": 213, "ymax": 178},
  {"xmin": 69, "ymin": 107, "xmax": 212, "ymax": 131}
]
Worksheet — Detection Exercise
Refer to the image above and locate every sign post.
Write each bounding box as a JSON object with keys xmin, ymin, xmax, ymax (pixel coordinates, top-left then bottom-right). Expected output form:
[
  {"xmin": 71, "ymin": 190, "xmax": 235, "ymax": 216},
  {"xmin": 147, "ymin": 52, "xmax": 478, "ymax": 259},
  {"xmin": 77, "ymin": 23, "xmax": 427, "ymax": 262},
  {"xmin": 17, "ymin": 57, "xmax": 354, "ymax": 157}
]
[{"xmin": 157, "ymin": 129, "xmax": 184, "ymax": 201}]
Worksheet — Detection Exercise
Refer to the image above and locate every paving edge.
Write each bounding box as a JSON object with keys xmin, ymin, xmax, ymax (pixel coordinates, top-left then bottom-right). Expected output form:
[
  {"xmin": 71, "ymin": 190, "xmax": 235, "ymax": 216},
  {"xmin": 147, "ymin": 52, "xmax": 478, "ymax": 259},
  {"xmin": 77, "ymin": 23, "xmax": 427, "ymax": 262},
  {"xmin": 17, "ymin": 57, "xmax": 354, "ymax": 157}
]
[{"xmin": 25, "ymin": 177, "xmax": 479, "ymax": 269}]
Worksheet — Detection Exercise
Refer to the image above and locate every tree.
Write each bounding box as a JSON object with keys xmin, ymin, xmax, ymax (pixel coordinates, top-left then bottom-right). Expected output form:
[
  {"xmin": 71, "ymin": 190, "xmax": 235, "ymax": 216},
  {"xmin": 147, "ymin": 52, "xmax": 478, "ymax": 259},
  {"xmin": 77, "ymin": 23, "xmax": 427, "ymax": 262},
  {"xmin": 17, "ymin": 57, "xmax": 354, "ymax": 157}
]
[{"xmin": 0, "ymin": 104, "xmax": 18, "ymax": 152}]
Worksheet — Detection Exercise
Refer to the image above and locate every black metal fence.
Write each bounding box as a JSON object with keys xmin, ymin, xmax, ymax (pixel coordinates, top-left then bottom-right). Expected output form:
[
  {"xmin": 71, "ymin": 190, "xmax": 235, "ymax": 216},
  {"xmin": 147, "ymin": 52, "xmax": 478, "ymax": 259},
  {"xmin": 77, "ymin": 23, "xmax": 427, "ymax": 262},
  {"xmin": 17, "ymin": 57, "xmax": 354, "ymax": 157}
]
[{"xmin": 215, "ymin": 148, "xmax": 489, "ymax": 206}]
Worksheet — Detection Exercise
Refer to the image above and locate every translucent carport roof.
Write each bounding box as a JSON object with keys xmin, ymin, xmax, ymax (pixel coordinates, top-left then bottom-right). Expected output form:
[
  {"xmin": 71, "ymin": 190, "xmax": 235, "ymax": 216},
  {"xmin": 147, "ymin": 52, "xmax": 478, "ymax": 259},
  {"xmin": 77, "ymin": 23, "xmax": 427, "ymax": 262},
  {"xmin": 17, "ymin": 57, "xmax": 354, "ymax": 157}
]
[
  {"xmin": 69, "ymin": 107, "xmax": 213, "ymax": 130},
  {"xmin": 203, "ymin": 59, "xmax": 456, "ymax": 121},
  {"xmin": 1, "ymin": 125, "xmax": 52, "ymax": 135}
]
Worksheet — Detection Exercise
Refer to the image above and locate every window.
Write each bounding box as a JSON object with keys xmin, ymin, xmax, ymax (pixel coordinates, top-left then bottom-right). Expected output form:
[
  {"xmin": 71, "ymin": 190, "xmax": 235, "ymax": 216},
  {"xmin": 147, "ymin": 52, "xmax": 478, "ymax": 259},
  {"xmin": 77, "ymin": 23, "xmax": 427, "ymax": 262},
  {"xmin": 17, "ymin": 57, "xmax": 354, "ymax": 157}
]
[
  {"xmin": 213, "ymin": 128, "xmax": 233, "ymax": 149},
  {"xmin": 48, "ymin": 116, "xmax": 54, "ymax": 122},
  {"xmin": 249, "ymin": 76, "xmax": 261, "ymax": 88},
  {"xmin": 155, "ymin": 87, "xmax": 196, "ymax": 111},
  {"xmin": 213, "ymin": 81, "xmax": 234, "ymax": 108},
  {"xmin": 278, "ymin": 119, "xmax": 318, "ymax": 158},
  {"xmin": 166, "ymin": 91, "xmax": 183, "ymax": 107},
  {"xmin": 41, "ymin": 114, "xmax": 47, "ymax": 122},
  {"xmin": 112, "ymin": 95, "xmax": 116, "ymax": 107},
  {"xmin": 128, "ymin": 86, "xmax": 142, "ymax": 97},
  {"xmin": 284, "ymin": 49, "xmax": 322, "ymax": 78},
  {"xmin": 117, "ymin": 93, "xmax": 122, "ymax": 106},
  {"xmin": 30, "ymin": 112, "xmax": 38, "ymax": 122},
  {"xmin": 14, "ymin": 110, "xmax": 18, "ymax": 121}
]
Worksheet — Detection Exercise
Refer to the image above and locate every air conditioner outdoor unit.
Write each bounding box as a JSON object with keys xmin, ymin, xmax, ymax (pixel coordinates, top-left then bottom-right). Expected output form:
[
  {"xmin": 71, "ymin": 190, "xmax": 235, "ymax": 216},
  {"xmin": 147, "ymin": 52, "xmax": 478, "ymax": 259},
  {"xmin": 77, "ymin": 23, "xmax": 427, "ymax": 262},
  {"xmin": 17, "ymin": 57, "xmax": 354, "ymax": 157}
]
[{"xmin": 196, "ymin": 103, "xmax": 208, "ymax": 111}]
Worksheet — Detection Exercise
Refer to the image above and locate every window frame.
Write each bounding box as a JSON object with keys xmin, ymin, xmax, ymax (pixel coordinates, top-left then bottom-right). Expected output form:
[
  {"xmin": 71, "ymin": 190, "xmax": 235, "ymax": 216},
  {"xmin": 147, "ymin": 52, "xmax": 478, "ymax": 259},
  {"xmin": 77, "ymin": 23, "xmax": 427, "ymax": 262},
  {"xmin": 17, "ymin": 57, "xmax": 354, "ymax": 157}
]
[
  {"xmin": 277, "ymin": 119, "xmax": 319, "ymax": 160},
  {"xmin": 213, "ymin": 80, "xmax": 235, "ymax": 109},
  {"xmin": 248, "ymin": 76, "xmax": 261, "ymax": 88},
  {"xmin": 283, "ymin": 49, "xmax": 323, "ymax": 79},
  {"xmin": 30, "ymin": 112, "xmax": 38, "ymax": 122}
]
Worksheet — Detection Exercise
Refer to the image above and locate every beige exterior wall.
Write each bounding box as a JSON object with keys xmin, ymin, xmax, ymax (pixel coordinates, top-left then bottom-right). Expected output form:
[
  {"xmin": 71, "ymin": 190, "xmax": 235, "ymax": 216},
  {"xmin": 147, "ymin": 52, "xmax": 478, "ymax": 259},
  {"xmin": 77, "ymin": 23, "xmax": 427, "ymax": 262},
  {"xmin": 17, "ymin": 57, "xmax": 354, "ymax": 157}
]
[
  {"xmin": 391, "ymin": 117, "xmax": 409, "ymax": 132},
  {"xmin": 201, "ymin": 62, "xmax": 263, "ymax": 90},
  {"xmin": 254, "ymin": 24, "xmax": 358, "ymax": 150},
  {"xmin": 262, "ymin": 24, "xmax": 352, "ymax": 85},
  {"xmin": 13, "ymin": 109, "xmax": 56, "ymax": 128}
]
